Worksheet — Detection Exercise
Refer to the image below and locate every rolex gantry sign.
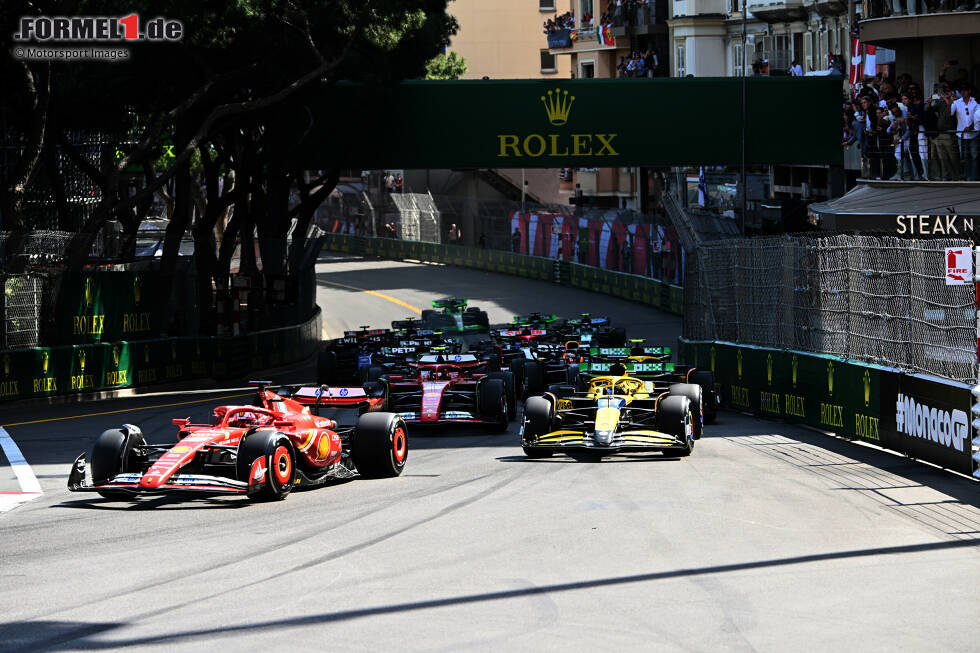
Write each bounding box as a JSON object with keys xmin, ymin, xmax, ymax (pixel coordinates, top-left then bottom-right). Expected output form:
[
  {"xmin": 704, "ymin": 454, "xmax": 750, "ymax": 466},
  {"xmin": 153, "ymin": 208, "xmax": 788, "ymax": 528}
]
[{"xmin": 496, "ymin": 88, "xmax": 618, "ymax": 160}]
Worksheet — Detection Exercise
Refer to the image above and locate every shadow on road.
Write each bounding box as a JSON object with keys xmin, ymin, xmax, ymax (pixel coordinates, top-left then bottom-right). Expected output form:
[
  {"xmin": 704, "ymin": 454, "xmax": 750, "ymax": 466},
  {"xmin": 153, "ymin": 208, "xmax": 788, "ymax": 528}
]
[{"xmin": 7, "ymin": 537, "xmax": 977, "ymax": 652}]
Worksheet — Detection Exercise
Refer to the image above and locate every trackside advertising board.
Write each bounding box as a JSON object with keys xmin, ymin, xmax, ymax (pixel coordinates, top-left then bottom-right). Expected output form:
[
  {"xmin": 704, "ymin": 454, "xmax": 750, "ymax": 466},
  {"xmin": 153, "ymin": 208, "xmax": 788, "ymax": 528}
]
[{"xmin": 679, "ymin": 339, "xmax": 974, "ymax": 477}]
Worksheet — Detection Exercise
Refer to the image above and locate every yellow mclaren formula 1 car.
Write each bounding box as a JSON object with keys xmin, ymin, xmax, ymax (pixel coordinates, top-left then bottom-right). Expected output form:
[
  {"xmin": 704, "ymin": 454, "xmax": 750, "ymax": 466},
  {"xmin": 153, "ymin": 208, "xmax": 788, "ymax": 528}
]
[{"xmin": 520, "ymin": 375, "xmax": 695, "ymax": 460}]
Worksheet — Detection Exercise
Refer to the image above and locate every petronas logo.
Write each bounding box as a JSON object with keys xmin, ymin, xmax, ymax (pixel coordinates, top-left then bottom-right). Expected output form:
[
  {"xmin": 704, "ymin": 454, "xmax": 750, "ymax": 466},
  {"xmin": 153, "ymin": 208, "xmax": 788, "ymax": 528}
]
[
  {"xmin": 792, "ymin": 355, "xmax": 798, "ymax": 388},
  {"xmin": 541, "ymin": 88, "xmax": 575, "ymax": 125},
  {"xmin": 827, "ymin": 361, "xmax": 834, "ymax": 396},
  {"xmin": 766, "ymin": 353, "xmax": 773, "ymax": 386},
  {"xmin": 863, "ymin": 370, "xmax": 871, "ymax": 407}
]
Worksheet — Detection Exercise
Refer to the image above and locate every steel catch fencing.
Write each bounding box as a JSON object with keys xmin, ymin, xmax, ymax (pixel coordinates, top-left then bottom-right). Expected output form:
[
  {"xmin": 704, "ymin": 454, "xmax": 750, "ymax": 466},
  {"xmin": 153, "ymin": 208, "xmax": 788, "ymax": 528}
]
[{"xmin": 685, "ymin": 234, "xmax": 978, "ymax": 384}]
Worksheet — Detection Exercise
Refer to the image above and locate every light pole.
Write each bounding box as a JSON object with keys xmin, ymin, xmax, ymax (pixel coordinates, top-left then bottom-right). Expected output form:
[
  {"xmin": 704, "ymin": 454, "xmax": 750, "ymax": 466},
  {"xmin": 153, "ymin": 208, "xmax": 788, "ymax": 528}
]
[{"xmin": 741, "ymin": 0, "xmax": 748, "ymax": 236}]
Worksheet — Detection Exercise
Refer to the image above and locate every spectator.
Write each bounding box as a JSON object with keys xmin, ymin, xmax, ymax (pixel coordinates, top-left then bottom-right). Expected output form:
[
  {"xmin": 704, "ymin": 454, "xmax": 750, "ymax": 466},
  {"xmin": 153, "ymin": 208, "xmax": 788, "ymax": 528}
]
[
  {"xmin": 928, "ymin": 86, "xmax": 962, "ymax": 180},
  {"xmin": 478, "ymin": 232, "xmax": 487, "ymax": 249},
  {"xmin": 952, "ymin": 86, "xmax": 978, "ymax": 180},
  {"xmin": 511, "ymin": 227, "xmax": 521, "ymax": 252},
  {"xmin": 905, "ymin": 93, "xmax": 928, "ymax": 179},
  {"xmin": 887, "ymin": 105, "xmax": 912, "ymax": 180},
  {"xmin": 447, "ymin": 223, "xmax": 461, "ymax": 244},
  {"xmin": 384, "ymin": 171, "xmax": 395, "ymax": 192},
  {"xmin": 645, "ymin": 48, "xmax": 658, "ymax": 77},
  {"xmin": 395, "ymin": 174, "xmax": 404, "ymax": 193},
  {"xmin": 790, "ymin": 60, "xmax": 804, "ymax": 77}
]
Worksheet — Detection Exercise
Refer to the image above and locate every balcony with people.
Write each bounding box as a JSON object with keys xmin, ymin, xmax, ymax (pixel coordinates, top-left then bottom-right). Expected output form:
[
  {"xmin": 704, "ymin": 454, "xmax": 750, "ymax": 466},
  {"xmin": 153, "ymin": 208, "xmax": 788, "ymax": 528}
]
[{"xmin": 859, "ymin": 0, "xmax": 980, "ymax": 40}]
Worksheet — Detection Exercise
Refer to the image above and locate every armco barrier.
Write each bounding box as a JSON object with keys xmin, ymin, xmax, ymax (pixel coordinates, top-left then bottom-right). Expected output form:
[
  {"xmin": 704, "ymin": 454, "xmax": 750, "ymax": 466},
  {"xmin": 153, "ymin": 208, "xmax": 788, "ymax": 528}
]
[
  {"xmin": 679, "ymin": 338, "xmax": 975, "ymax": 477},
  {"xmin": 0, "ymin": 308, "xmax": 321, "ymax": 402},
  {"xmin": 321, "ymin": 233, "xmax": 683, "ymax": 315}
]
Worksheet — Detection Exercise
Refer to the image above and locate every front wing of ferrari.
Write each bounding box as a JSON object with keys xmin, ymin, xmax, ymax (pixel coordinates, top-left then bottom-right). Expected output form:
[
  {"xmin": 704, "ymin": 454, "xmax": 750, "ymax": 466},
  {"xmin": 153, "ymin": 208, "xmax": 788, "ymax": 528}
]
[{"xmin": 67, "ymin": 454, "xmax": 249, "ymax": 495}]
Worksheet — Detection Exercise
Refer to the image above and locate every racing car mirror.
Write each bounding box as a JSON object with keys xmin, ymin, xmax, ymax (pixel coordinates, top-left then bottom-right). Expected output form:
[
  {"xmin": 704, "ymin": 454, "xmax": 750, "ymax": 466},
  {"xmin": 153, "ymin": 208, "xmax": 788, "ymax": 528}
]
[{"xmin": 313, "ymin": 384, "xmax": 329, "ymax": 416}]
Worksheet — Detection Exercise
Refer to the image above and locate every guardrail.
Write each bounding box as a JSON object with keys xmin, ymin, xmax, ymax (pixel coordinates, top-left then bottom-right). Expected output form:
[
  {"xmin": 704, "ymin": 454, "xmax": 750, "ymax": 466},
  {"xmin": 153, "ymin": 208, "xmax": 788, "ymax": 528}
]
[
  {"xmin": 678, "ymin": 338, "xmax": 977, "ymax": 479},
  {"xmin": 0, "ymin": 308, "xmax": 321, "ymax": 402},
  {"xmin": 321, "ymin": 233, "xmax": 684, "ymax": 315}
]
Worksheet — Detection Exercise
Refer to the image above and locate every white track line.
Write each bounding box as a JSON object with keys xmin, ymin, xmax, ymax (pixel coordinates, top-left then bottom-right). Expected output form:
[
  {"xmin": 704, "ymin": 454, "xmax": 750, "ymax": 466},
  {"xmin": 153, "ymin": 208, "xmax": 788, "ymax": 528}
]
[{"xmin": 0, "ymin": 427, "xmax": 42, "ymax": 514}]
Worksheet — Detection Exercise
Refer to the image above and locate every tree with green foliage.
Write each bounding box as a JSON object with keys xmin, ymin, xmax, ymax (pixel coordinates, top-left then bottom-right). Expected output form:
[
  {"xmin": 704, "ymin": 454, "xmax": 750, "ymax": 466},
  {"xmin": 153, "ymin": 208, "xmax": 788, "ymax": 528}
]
[{"xmin": 425, "ymin": 51, "xmax": 467, "ymax": 80}]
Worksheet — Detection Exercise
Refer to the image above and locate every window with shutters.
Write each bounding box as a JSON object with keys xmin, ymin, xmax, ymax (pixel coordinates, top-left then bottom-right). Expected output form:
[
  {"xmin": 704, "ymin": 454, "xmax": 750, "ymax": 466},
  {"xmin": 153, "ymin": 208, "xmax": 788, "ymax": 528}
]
[
  {"xmin": 675, "ymin": 42, "xmax": 686, "ymax": 77},
  {"xmin": 804, "ymin": 31, "xmax": 813, "ymax": 73},
  {"xmin": 732, "ymin": 43, "xmax": 743, "ymax": 76}
]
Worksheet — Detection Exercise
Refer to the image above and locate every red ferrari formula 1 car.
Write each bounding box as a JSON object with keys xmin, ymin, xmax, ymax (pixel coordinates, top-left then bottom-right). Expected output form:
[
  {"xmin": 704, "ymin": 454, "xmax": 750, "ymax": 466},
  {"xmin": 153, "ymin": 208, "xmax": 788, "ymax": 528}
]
[
  {"xmin": 67, "ymin": 382, "xmax": 408, "ymax": 501},
  {"xmin": 383, "ymin": 353, "xmax": 511, "ymax": 431}
]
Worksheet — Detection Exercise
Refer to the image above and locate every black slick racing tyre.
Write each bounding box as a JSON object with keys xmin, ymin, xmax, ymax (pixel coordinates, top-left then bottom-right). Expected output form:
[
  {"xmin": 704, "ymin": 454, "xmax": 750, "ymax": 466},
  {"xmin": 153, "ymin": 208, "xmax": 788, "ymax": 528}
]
[
  {"xmin": 317, "ymin": 350, "xmax": 337, "ymax": 385},
  {"xmin": 659, "ymin": 395, "xmax": 694, "ymax": 457},
  {"xmin": 421, "ymin": 309, "xmax": 436, "ymax": 320},
  {"xmin": 524, "ymin": 360, "xmax": 545, "ymax": 396},
  {"xmin": 607, "ymin": 327, "xmax": 627, "ymax": 346},
  {"xmin": 237, "ymin": 430, "xmax": 295, "ymax": 501},
  {"xmin": 477, "ymin": 310, "xmax": 490, "ymax": 328},
  {"xmin": 565, "ymin": 364, "xmax": 580, "ymax": 385},
  {"xmin": 362, "ymin": 365, "xmax": 385, "ymax": 383},
  {"xmin": 669, "ymin": 383, "xmax": 703, "ymax": 440},
  {"xmin": 91, "ymin": 428, "xmax": 145, "ymax": 500},
  {"xmin": 690, "ymin": 370, "xmax": 717, "ymax": 423},
  {"xmin": 352, "ymin": 413, "xmax": 408, "ymax": 478},
  {"xmin": 521, "ymin": 396, "xmax": 554, "ymax": 458},
  {"xmin": 509, "ymin": 358, "xmax": 527, "ymax": 399},
  {"xmin": 488, "ymin": 372, "xmax": 516, "ymax": 420},
  {"xmin": 478, "ymin": 379, "xmax": 509, "ymax": 432}
]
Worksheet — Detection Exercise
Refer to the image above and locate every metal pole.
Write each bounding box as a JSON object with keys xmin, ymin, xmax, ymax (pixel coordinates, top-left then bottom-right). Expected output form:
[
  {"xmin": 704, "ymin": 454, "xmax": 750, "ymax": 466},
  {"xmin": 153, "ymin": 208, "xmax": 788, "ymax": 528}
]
[{"xmin": 741, "ymin": 0, "xmax": 748, "ymax": 236}]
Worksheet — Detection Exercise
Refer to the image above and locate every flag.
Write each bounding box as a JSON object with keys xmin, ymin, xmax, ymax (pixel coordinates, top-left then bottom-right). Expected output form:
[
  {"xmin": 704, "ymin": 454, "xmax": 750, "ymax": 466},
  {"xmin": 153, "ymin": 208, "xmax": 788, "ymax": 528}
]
[
  {"xmin": 597, "ymin": 24, "xmax": 614, "ymax": 46},
  {"xmin": 864, "ymin": 44, "xmax": 876, "ymax": 78},
  {"xmin": 697, "ymin": 167, "xmax": 707, "ymax": 207},
  {"xmin": 849, "ymin": 37, "xmax": 862, "ymax": 87}
]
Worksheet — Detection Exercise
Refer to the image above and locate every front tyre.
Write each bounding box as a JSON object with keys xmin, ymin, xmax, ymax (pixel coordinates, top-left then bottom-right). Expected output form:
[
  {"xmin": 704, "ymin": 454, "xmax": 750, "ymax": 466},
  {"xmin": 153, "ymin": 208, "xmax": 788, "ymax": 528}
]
[
  {"xmin": 352, "ymin": 413, "xmax": 408, "ymax": 478},
  {"xmin": 521, "ymin": 396, "xmax": 554, "ymax": 458},
  {"xmin": 91, "ymin": 427, "xmax": 145, "ymax": 500},
  {"xmin": 237, "ymin": 430, "xmax": 295, "ymax": 501},
  {"xmin": 478, "ymin": 379, "xmax": 509, "ymax": 433},
  {"xmin": 668, "ymin": 383, "xmax": 703, "ymax": 440},
  {"xmin": 659, "ymin": 395, "xmax": 694, "ymax": 457}
]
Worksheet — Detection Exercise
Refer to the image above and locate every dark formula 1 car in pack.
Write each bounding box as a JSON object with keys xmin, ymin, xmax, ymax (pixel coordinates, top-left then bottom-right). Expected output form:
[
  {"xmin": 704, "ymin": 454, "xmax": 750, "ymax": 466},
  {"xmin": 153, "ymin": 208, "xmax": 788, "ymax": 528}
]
[
  {"xmin": 474, "ymin": 327, "xmax": 582, "ymax": 400},
  {"xmin": 421, "ymin": 297, "xmax": 490, "ymax": 334},
  {"xmin": 317, "ymin": 326, "xmax": 392, "ymax": 385},
  {"xmin": 521, "ymin": 375, "xmax": 696, "ymax": 460},
  {"xmin": 68, "ymin": 382, "xmax": 408, "ymax": 502}
]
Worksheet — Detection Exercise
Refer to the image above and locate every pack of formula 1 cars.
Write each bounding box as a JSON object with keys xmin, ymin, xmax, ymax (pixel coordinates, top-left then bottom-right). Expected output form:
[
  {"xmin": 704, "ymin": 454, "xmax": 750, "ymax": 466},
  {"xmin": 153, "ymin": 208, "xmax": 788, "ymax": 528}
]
[{"xmin": 67, "ymin": 301, "xmax": 719, "ymax": 503}]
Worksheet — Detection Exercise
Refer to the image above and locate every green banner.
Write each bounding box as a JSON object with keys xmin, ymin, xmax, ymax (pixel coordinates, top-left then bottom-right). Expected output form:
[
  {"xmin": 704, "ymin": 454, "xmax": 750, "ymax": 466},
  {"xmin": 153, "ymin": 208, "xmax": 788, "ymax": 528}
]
[
  {"xmin": 294, "ymin": 78, "xmax": 841, "ymax": 168},
  {"xmin": 56, "ymin": 272, "xmax": 158, "ymax": 345}
]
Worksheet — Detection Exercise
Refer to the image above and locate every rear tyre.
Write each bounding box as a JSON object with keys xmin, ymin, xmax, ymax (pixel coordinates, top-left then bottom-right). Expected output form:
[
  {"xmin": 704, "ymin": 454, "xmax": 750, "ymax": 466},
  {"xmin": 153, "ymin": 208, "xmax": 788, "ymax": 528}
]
[
  {"xmin": 690, "ymin": 370, "xmax": 717, "ymax": 423},
  {"xmin": 565, "ymin": 365, "xmax": 580, "ymax": 386},
  {"xmin": 478, "ymin": 379, "xmax": 509, "ymax": 432},
  {"xmin": 237, "ymin": 430, "xmax": 295, "ymax": 501},
  {"xmin": 509, "ymin": 358, "xmax": 527, "ymax": 399},
  {"xmin": 362, "ymin": 365, "xmax": 385, "ymax": 383},
  {"xmin": 421, "ymin": 309, "xmax": 436, "ymax": 320},
  {"xmin": 521, "ymin": 396, "xmax": 554, "ymax": 458},
  {"xmin": 351, "ymin": 412, "xmax": 408, "ymax": 478},
  {"xmin": 607, "ymin": 327, "xmax": 627, "ymax": 346},
  {"xmin": 659, "ymin": 395, "xmax": 693, "ymax": 457},
  {"xmin": 524, "ymin": 361, "xmax": 545, "ymax": 396},
  {"xmin": 91, "ymin": 428, "xmax": 144, "ymax": 500},
  {"xmin": 488, "ymin": 372, "xmax": 516, "ymax": 420},
  {"xmin": 669, "ymin": 383, "xmax": 703, "ymax": 439}
]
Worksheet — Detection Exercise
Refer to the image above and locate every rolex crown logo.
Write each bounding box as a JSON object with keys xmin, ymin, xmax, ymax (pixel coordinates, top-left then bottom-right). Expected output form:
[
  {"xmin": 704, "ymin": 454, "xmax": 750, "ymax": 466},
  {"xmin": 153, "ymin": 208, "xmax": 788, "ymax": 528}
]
[
  {"xmin": 113, "ymin": 346, "xmax": 120, "ymax": 368},
  {"xmin": 85, "ymin": 277, "xmax": 94, "ymax": 308},
  {"xmin": 78, "ymin": 349, "xmax": 86, "ymax": 373},
  {"xmin": 827, "ymin": 361, "xmax": 834, "ymax": 396},
  {"xmin": 863, "ymin": 369, "xmax": 871, "ymax": 407},
  {"xmin": 766, "ymin": 353, "xmax": 773, "ymax": 385},
  {"xmin": 144, "ymin": 345, "xmax": 150, "ymax": 365},
  {"xmin": 42, "ymin": 351, "xmax": 50, "ymax": 374},
  {"xmin": 540, "ymin": 89, "xmax": 575, "ymax": 126},
  {"xmin": 133, "ymin": 275, "xmax": 142, "ymax": 305},
  {"xmin": 3, "ymin": 354, "xmax": 9, "ymax": 376},
  {"xmin": 736, "ymin": 350, "xmax": 743, "ymax": 380},
  {"xmin": 792, "ymin": 355, "xmax": 798, "ymax": 387},
  {"xmin": 171, "ymin": 341, "xmax": 177, "ymax": 362}
]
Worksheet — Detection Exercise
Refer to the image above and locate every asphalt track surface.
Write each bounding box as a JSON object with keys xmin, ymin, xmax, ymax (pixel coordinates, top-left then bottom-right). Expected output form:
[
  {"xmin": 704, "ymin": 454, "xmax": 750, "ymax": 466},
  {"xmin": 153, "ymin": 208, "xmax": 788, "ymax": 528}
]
[{"xmin": 0, "ymin": 253, "xmax": 978, "ymax": 652}]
